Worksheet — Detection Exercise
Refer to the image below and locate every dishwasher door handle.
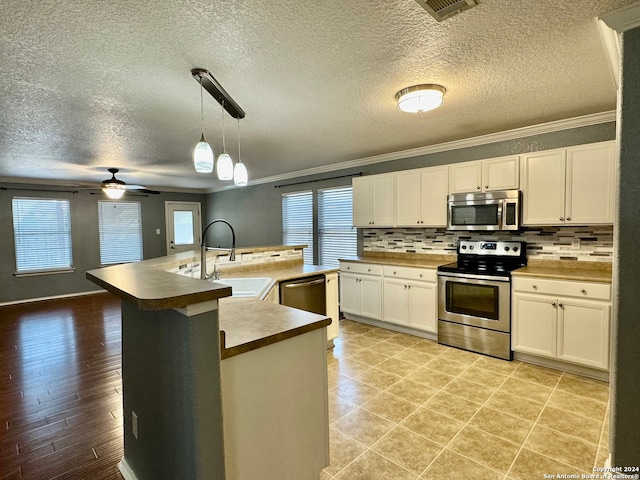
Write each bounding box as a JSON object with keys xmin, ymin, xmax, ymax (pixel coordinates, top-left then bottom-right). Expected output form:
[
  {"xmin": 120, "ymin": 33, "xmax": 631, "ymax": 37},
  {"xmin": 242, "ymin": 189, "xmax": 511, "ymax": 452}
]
[{"xmin": 283, "ymin": 278, "xmax": 325, "ymax": 288}]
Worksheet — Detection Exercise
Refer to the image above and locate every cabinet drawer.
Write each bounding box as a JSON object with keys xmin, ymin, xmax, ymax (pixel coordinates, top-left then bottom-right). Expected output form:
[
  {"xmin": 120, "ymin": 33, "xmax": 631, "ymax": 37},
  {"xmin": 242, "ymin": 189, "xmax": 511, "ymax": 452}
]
[
  {"xmin": 383, "ymin": 265, "xmax": 437, "ymax": 282},
  {"xmin": 340, "ymin": 262, "xmax": 383, "ymax": 276},
  {"xmin": 512, "ymin": 277, "xmax": 611, "ymax": 301}
]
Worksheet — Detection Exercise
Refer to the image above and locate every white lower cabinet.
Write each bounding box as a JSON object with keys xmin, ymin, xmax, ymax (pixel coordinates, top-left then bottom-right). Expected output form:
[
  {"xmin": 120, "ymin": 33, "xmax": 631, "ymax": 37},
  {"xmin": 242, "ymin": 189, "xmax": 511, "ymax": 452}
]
[
  {"xmin": 382, "ymin": 266, "xmax": 437, "ymax": 333},
  {"xmin": 339, "ymin": 262, "xmax": 383, "ymax": 320},
  {"xmin": 512, "ymin": 277, "xmax": 610, "ymax": 370}
]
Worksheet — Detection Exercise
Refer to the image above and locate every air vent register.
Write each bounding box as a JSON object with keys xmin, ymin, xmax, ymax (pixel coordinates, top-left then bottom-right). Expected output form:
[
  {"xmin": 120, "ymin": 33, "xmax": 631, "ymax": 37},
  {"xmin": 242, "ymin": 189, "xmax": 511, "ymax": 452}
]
[{"xmin": 414, "ymin": 0, "xmax": 477, "ymax": 22}]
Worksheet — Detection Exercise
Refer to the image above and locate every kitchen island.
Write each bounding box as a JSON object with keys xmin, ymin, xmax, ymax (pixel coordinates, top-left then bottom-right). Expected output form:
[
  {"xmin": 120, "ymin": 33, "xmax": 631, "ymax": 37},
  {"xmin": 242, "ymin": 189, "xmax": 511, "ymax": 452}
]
[{"xmin": 86, "ymin": 246, "xmax": 332, "ymax": 480}]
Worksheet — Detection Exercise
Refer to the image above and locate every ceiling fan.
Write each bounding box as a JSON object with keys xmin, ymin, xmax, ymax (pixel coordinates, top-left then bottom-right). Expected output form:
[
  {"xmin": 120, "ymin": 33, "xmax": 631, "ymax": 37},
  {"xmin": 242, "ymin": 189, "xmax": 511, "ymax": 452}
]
[{"xmin": 100, "ymin": 168, "xmax": 160, "ymax": 199}]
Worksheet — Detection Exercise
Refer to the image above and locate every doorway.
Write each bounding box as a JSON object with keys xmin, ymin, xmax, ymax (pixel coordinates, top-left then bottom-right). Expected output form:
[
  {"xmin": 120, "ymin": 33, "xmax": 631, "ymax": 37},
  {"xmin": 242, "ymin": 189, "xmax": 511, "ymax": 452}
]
[{"xmin": 165, "ymin": 202, "xmax": 201, "ymax": 254}]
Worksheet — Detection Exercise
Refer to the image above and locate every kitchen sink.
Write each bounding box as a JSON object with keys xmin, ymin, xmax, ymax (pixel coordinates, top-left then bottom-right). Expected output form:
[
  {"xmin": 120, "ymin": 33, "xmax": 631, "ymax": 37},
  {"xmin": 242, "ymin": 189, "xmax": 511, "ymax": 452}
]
[{"xmin": 213, "ymin": 277, "xmax": 274, "ymax": 298}]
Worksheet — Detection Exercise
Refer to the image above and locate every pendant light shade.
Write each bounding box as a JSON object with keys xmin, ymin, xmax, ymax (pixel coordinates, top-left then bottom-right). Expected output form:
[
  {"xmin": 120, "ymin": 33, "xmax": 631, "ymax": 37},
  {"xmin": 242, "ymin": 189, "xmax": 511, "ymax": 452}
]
[
  {"xmin": 234, "ymin": 162, "xmax": 248, "ymax": 186},
  {"xmin": 193, "ymin": 78, "xmax": 214, "ymax": 173},
  {"xmin": 217, "ymin": 100, "xmax": 234, "ymax": 180},
  {"xmin": 395, "ymin": 84, "xmax": 446, "ymax": 113},
  {"xmin": 233, "ymin": 118, "xmax": 248, "ymax": 186}
]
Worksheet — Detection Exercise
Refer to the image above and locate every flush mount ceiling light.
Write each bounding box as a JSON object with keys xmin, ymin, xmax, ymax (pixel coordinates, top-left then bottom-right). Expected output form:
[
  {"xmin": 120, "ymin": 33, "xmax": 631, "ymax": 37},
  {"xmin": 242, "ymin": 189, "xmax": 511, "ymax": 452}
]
[
  {"xmin": 193, "ymin": 76, "xmax": 215, "ymax": 173},
  {"xmin": 395, "ymin": 84, "xmax": 446, "ymax": 113}
]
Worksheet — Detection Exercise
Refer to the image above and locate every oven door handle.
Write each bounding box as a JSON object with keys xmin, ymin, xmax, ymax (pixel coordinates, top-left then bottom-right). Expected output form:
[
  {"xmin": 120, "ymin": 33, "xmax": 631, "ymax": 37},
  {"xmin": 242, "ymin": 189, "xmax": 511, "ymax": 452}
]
[{"xmin": 437, "ymin": 272, "xmax": 511, "ymax": 282}]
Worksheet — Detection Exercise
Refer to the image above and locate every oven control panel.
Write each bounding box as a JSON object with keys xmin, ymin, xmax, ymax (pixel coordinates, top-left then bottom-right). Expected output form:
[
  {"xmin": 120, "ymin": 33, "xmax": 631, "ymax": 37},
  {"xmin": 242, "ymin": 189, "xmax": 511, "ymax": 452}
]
[{"xmin": 458, "ymin": 240, "xmax": 525, "ymax": 256}]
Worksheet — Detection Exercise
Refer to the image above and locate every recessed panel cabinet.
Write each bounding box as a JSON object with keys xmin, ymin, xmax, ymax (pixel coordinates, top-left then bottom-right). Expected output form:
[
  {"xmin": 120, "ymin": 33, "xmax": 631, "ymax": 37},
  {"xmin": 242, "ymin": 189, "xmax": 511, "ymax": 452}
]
[
  {"xmin": 339, "ymin": 262, "xmax": 382, "ymax": 320},
  {"xmin": 521, "ymin": 141, "xmax": 615, "ymax": 225},
  {"xmin": 382, "ymin": 266, "xmax": 437, "ymax": 333},
  {"xmin": 449, "ymin": 155, "xmax": 519, "ymax": 194},
  {"xmin": 512, "ymin": 277, "xmax": 611, "ymax": 370},
  {"xmin": 395, "ymin": 166, "xmax": 449, "ymax": 227},
  {"xmin": 352, "ymin": 174, "xmax": 395, "ymax": 227}
]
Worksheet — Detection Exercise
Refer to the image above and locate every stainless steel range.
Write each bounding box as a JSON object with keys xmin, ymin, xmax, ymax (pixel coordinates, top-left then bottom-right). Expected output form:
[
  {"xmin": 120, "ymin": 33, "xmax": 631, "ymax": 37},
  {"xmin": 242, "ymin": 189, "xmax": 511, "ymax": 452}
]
[{"xmin": 437, "ymin": 240, "xmax": 527, "ymax": 360}]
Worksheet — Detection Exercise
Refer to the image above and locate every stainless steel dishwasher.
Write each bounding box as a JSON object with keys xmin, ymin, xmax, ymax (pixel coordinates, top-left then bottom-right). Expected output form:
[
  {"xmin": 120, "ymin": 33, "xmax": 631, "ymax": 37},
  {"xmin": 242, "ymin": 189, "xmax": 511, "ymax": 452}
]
[{"xmin": 279, "ymin": 275, "xmax": 326, "ymax": 315}]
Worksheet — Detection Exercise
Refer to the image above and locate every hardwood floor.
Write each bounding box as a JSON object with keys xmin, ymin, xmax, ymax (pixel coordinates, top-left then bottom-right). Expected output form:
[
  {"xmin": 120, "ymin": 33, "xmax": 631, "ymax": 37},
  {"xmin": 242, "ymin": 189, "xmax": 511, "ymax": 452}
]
[{"xmin": 0, "ymin": 293, "xmax": 124, "ymax": 480}]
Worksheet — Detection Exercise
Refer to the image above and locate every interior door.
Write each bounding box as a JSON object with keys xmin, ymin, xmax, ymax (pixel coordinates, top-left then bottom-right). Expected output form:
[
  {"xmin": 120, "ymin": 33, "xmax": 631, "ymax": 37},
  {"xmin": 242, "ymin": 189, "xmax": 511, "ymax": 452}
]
[{"xmin": 165, "ymin": 202, "xmax": 201, "ymax": 254}]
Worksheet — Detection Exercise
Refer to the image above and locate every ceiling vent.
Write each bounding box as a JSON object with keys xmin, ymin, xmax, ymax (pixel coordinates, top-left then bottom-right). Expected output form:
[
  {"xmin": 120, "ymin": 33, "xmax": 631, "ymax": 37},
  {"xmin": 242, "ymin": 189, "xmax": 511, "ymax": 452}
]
[{"xmin": 414, "ymin": 0, "xmax": 478, "ymax": 22}]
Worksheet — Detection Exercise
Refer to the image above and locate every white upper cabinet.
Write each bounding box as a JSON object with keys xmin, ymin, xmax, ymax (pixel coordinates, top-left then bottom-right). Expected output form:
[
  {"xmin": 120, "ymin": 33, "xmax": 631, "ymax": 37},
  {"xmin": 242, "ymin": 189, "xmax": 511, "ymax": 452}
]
[
  {"xmin": 352, "ymin": 174, "xmax": 395, "ymax": 227},
  {"xmin": 395, "ymin": 166, "xmax": 449, "ymax": 227},
  {"xmin": 565, "ymin": 142, "xmax": 616, "ymax": 225},
  {"xmin": 449, "ymin": 155, "xmax": 519, "ymax": 194},
  {"xmin": 522, "ymin": 141, "xmax": 615, "ymax": 226}
]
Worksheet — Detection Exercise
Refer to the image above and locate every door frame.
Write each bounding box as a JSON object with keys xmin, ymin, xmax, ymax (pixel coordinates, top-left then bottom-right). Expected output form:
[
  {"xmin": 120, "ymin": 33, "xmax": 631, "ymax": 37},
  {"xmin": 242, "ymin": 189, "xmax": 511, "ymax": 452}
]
[{"xmin": 165, "ymin": 201, "xmax": 202, "ymax": 255}]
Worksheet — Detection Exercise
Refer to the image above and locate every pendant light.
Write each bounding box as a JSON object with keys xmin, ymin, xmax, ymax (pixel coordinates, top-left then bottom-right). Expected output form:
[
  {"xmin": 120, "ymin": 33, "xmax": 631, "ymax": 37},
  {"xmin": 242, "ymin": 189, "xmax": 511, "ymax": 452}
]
[
  {"xmin": 233, "ymin": 118, "xmax": 248, "ymax": 186},
  {"xmin": 193, "ymin": 77, "xmax": 214, "ymax": 173},
  {"xmin": 216, "ymin": 100, "xmax": 234, "ymax": 180}
]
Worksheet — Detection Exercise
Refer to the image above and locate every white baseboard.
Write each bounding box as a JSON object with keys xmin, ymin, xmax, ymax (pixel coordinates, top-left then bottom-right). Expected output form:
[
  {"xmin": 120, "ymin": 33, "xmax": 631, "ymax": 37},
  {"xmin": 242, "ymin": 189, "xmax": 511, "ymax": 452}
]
[
  {"xmin": 0, "ymin": 289, "xmax": 108, "ymax": 307},
  {"xmin": 118, "ymin": 458, "xmax": 139, "ymax": 480}
]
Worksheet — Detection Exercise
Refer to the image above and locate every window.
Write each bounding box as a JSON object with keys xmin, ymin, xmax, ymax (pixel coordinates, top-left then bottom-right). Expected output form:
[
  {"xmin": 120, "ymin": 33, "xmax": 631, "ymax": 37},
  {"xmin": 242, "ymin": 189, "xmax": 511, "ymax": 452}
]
[
  {"xmin": 12, "ymin": 197, "xmax": 73, "ymax": 274},
  {"xmin": 282, "ymin": 191, "xmax": 313, "ymax": 265},
  {"xmin": 98, "ymin": 201, "xmax": 143, "ymax": 265},
  {"xmin": 318, "ymin": 186, "xmax": 356, "ymax": 267}
]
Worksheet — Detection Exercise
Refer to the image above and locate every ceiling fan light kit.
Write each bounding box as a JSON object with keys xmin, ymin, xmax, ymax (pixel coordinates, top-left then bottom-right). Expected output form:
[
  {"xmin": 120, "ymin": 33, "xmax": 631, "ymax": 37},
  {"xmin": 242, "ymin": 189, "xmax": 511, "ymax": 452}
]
[{"xmin": 396, "ymin": 84, "xmax": 446, "ymax": 113}]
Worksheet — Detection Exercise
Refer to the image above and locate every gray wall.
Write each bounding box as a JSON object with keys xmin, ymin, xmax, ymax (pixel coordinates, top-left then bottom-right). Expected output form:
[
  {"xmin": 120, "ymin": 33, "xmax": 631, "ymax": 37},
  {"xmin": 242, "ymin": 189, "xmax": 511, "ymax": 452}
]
[
  {"xmin": 611, "ymin": 26, "xmax": 640, "ymax": 466},
  {"xmin": 206, "ymin": 122, "xmax": 616, "ymax": 250},
  {"xmin": 0, "ymin": 184, "xmax": 206, "ymax": 303}
]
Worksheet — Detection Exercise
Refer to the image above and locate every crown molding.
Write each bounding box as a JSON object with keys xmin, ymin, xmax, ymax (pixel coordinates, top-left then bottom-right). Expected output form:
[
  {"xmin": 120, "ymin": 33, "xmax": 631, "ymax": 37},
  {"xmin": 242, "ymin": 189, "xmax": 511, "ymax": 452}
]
[
  {"xmin": 209, "ymin": 110, "xmax": 616, "ymax": 193},
  {"xmin": 599, "ymin": 1, "xmax": 640, "ymax": 33}
]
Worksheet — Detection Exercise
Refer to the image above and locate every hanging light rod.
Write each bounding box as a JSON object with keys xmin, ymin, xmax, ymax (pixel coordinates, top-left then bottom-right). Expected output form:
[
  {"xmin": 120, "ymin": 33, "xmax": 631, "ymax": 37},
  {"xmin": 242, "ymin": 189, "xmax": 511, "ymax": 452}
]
[{"xmin": 191, "ymin": 68, "xmax": 246, "ymax": 119}]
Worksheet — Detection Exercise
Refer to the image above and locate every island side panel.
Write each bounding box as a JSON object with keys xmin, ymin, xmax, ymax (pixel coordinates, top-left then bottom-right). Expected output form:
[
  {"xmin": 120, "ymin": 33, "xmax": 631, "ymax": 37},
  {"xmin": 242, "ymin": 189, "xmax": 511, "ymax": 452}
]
[
  {"xmin": 120, "ymin": 301, "xmax": 225, "ymax": 480},
  {"xmin": 221, "ymin": 327, "xmax": 329, "ymax": 480}
]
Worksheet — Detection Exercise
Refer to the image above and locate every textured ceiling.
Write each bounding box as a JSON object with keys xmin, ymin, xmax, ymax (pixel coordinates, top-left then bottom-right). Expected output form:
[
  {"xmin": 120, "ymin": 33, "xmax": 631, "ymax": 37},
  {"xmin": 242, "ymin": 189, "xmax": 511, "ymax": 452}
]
[{"xmin": 0, "ymin": 0, "xmax": 633, "ymax": 192}]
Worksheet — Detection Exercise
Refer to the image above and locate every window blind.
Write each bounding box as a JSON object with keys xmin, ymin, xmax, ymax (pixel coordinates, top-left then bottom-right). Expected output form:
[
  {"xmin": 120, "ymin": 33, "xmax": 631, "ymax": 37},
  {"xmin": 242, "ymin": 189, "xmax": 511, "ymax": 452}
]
[
  {"xmin": 98, "ymin": 201, "xmax": 143, "ymax": 265},
  {"xmin": 12, "ymin": 197, "xmax": 73, "ymax": 273},
  {"xmin": 282, "ymin": 191, "xmax": 313, "ymax": 265},
  {"xmin": 318, "ymin": 186, "xmax": 356, "ymax": 267}
]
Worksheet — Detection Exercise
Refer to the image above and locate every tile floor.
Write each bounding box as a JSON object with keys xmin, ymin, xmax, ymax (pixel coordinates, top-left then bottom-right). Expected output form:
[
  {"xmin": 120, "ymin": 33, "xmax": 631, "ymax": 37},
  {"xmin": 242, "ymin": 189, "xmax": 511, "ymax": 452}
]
[{"xmin": 323, "ymin": 320, "xmax": 610, "ymax": 480}]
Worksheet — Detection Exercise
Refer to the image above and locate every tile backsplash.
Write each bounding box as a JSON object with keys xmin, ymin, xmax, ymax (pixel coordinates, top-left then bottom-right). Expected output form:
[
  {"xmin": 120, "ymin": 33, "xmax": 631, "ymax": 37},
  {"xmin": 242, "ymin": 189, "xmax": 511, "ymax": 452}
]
[{"xmin": 363, "ymin": 226, "xmax": 614, "ymax": 262}]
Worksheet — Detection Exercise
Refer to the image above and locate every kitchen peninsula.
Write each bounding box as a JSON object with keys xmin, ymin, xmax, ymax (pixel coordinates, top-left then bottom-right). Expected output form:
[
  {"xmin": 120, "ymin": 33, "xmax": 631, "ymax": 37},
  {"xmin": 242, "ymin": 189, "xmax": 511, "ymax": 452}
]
[{"xmin": 86, "ymin": 245, "xmax": 335, "ymax": 480}]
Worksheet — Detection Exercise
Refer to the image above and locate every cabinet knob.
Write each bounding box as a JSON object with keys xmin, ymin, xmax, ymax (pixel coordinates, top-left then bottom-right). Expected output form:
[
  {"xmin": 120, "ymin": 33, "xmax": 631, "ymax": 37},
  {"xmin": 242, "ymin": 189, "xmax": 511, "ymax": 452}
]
[
  {"xmin": 347, "ymin": 266, "xmax": 351, "ymax": 270},
  {"xmin": 393, "ymin": 271, "xmax": 397, "ymax": 275},
  {"xmin": 559, "ymin": 217, "xmax": 564, "ymax": 221},
  {"xmin": 558, "ymin": 302, "xmax": 564, "ymax": 308},
  {"xmin": 404, "ymin": 285, "xmax": 407, "ymax": 289},
  {"xmin": 408, "ymin": 285, "xmax": 411, "ymax": 289},
  {"xmin": 419, "ymin": 274, "xmax": 423, "ymax": 278},
  {"xmin": 477, "ymin": 186, "xmax": 481, "ymax": 190},
  {"xmin": 581, "ymin": 289, "xmax": 587, "ymax": 294},
  {"xmin": 367, "ymin": 268, "xmax": 371, "ymax": 272},
  {"xmin": 485, "ymin": 185, "xmax": 489, "ymax": 189},
  {"xmin": 566, "ymin": 217, "xmax": 572, "ymax": 221},
  {"xmin": 552, "ymin": 302, "xmax": 557, "ymax": 307},
  {"xmin": 532, "ymin": 284, "xmax": 538, "ymax": 290}
]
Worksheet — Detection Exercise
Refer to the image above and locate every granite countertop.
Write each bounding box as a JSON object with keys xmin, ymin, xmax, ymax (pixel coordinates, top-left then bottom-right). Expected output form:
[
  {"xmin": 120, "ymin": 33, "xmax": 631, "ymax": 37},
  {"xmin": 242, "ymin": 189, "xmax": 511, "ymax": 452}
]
[
  {"xmin": 218, "ymin": 299, "xmax": 331, "ymax": 359},
  {"xmin": 339, "ymin": 253, "xmax": 456, "ymax": 269},
  {"xmin": 511, "ymin": 259, "xmax": 613, "ymax": 283},
  {"xmin": 220, "ymin": 264, "xmax": 339, "ymax": 282}
]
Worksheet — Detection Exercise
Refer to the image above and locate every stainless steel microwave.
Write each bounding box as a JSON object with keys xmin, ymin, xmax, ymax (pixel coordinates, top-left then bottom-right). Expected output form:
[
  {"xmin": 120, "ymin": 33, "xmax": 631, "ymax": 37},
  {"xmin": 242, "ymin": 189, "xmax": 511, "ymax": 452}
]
[{"xmin": 447, "ymin": 190, "xmax": 521, "ymax": 231}]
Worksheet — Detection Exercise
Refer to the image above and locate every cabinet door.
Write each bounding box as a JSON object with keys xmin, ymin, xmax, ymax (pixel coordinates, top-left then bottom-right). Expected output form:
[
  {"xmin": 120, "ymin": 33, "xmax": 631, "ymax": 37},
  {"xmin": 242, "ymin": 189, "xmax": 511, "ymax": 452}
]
[
  {"xmin": 565, "ymin": 142, "xmax": 615, "ymax": 225},
  {"xmin": 420, "ymin": 166, "xmax": 449, "ymax": 226},
  {"xmin": 383, "ymin": 278, "xmax": 409, "ymax": 325},
  {"xmin": 482, "ymin": 156, "xmax": 520, "ymax": 191},
  {"xmin": 407, "ymin": 281, "xmax": 437, "ymax": 333},
  {"xmin": 325, "ymin": 273, "xmax": 339, "ymax": 342},
  {"xmin": 372, "ymin": 174, "xmax": 395, "ymax": 227},
  {"xmin": 359, "ymin": 276, "xmax": 382, "ymax": 320},
  {"xmin": 395, "ymin": 170, "xmax": 422, "ymax": 227},
  {"xmin": 352, "ymin": 177, "xmax": 373, "ymax": 227},
  {"xmin": 521, "ymin": 150, "xmax": 566, "ymax": 225},
  {"xmin": 512, "ymin": 294, "xmax": 557, "ymax": 357},
  {"xmin": 339, "ymin": 273, "xmax": 360, "ymax": 315},
  {"xmin": 557, "ymin": 299, "xmax": 610, "ymax": 370},
  {"xmin": 449, "ymin": 161, "xmax": 482, "ymax": 194}
]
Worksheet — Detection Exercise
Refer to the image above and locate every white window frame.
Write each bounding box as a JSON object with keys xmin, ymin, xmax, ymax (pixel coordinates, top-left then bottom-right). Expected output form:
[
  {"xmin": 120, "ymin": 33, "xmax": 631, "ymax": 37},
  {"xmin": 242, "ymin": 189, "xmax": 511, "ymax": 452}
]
[
  {"xmin": 282, "ymin": 190, "xmax": 314, "ymax": 265},
  {"xmin": 12, "ymin": 197, "xmax": 74, "ymax": 275},
  {"xmin": 98, "ymin": 200, "xmax": 143, "ymax": 265}
]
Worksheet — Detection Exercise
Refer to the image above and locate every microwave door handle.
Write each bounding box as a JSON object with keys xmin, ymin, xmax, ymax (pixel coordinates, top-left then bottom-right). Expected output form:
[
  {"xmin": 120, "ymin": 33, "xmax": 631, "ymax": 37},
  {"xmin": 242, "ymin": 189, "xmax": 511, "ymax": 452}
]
[{"xmin": 497, "ymin": 201, "xmax": 504, "ymax": 229}]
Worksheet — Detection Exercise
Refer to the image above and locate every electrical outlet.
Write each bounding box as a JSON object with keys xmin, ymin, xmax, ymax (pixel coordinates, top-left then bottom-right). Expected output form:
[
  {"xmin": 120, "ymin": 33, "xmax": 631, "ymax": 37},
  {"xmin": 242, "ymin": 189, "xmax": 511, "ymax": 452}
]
[
  {"xmin": 132, "ymin": 411, "xmax": 138, "ymax": 439},
  {"xmin": 571, "ymin": 238, "xmax": 581, "ymax": 250},
  {"xmin": 156, "ymin": 228, "xmax": 161, "ymax": 235}
]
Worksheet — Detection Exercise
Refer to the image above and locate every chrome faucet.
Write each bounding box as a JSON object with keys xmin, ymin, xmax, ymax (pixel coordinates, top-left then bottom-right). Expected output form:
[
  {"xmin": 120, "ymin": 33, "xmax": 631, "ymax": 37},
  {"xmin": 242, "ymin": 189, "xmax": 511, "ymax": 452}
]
[{"xmin": 200, "ymin": 219, "xmax": 236, "ymax": 280}]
